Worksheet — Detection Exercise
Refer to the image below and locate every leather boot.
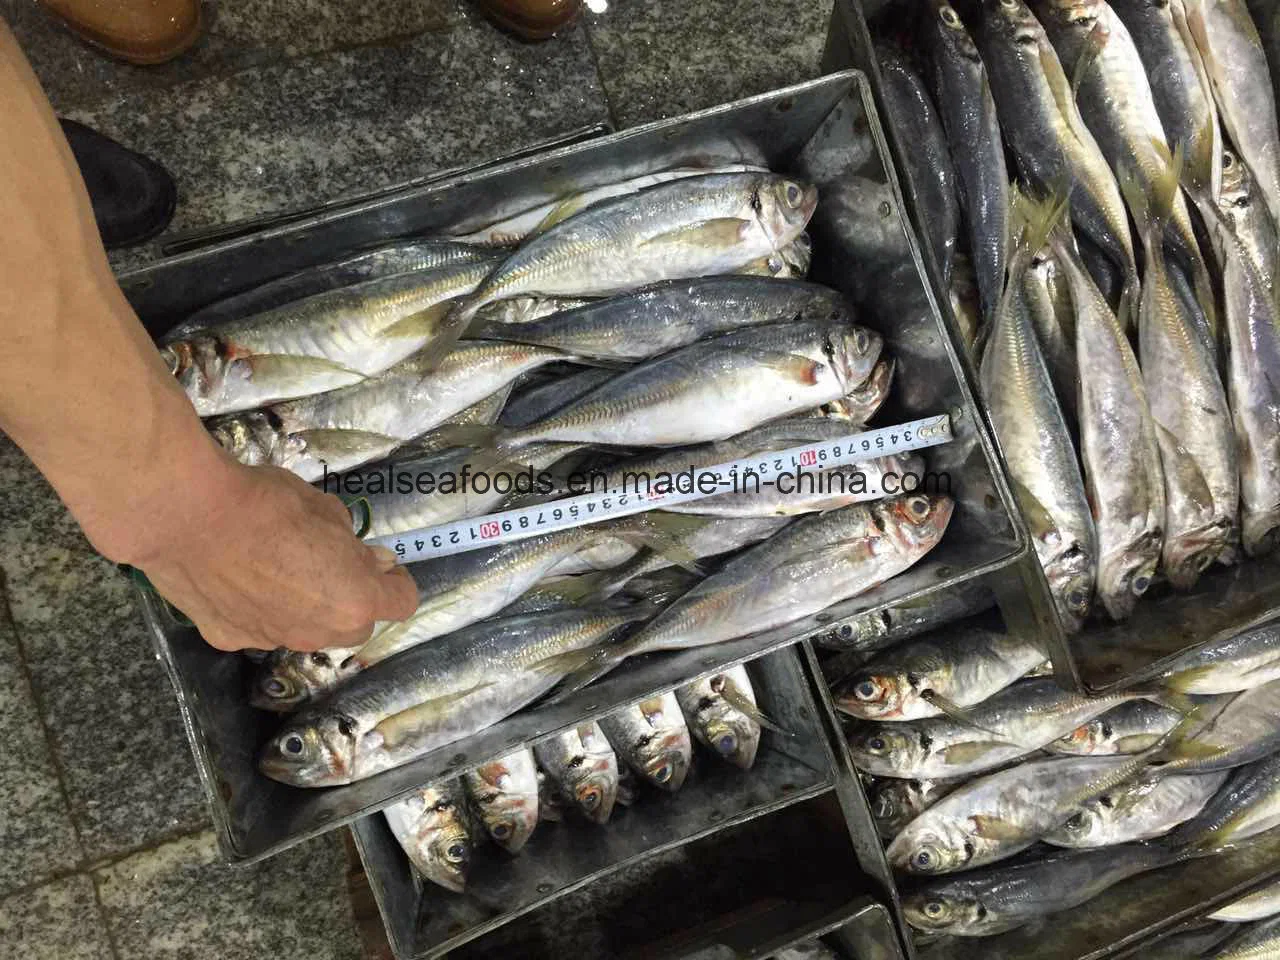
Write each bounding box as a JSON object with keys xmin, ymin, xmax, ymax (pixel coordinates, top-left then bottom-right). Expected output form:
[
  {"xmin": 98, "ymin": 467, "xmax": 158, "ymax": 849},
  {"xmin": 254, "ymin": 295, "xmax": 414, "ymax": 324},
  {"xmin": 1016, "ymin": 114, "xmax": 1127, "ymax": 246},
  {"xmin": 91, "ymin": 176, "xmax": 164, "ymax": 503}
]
[
  {"xmin": 41, "ymin": 0, "xmax": 203, "ymax": 65},
  {"xmin": 474, "ymin": 0, "xmax": 583, "ymax": 41},
  {"xmin": 61, "ymin": 120, "xmax": 177, "ymax": 249}
]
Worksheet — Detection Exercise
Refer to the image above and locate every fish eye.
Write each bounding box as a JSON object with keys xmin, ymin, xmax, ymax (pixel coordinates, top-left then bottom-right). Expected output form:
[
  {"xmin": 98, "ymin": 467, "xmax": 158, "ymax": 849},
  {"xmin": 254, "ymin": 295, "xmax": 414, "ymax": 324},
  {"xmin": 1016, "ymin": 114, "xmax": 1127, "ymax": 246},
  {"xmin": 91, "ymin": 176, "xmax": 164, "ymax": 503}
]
[
  {"xmin": 492, "ymin": 822, "xmax": 513, "ymax": 839},
  {"xmin": 264, "ymin": 678, "xmax": 288, "ymax": 697},
  {"xmin": 907, "ymin": 496, "xmax": 931, "ymax": 518},
  {"xmin": 310, "ymin": 651, "xmax": 330, "ymax": 667},
  {"xmin": 785, "ymin": 182, "xmax": 804, "ymax": 207},
  {"xmin": 1235, "ymin": 196, "xmax": 1252, "ymax": 209},
  {"xmin": 1000, "ymin": 0, "xmax": 1017, "ymax": 7},
  {"xmin": 867, "ymin": 736, "xmax": 888, "ymax": 753},
  {"xmin": 925, "ymin": 900, "xmax": 946, "ymax": 917},
  {"xmin": 1066, "ymin": 813, "xmax": 1086, "ymax": 830},
  {"xmin": 445, "ymin": 842, "xmax": 467, "ymax": 863},
  {"xmin": 915, "ymin": 849, "xmax": 933, "ymax": 868},
  {"xmin": 717, "ymin": 734, "xmax": 738, "ymax": 755},
  {"xmin": 1132, "ymin": 575, "xmax": 1152, "ymax": 595},
  {"xmin": 654, "ymin": 763, "xmax": 673, "ymax": 783},
  {"xmin": 940, "ymin": 5, "xmax": 961, "ymax": 26},
  {"xmin": 581, "ymin": 786, "xmax": 601, "ymax": 809},
  {"xmin": 855, "ymin": 680, "xmax": 880, "ymax": 701},
  {"xmin": 854, "ymin": 329, "xmax": 871, "ymax": 353},
  {"xmin": 1224, "ymin": 152, "xmax": 1235, "ymax": 168},
  {"xmin": 1068, "ymin": 589, "xmax": 1089, "ymax": 609},
  {"xmin": 284, "ymin": 734, "xmax": 304, "ymax": 755}
]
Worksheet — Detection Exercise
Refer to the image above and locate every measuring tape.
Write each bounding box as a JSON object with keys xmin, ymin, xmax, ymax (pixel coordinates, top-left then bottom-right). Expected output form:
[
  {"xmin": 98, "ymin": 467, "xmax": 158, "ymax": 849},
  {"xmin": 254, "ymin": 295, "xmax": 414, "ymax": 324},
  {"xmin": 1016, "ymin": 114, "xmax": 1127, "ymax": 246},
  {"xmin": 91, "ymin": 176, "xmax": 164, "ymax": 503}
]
[{"xmin": 365, "ymin": 414, "xmax": 953, "ymax": 564}]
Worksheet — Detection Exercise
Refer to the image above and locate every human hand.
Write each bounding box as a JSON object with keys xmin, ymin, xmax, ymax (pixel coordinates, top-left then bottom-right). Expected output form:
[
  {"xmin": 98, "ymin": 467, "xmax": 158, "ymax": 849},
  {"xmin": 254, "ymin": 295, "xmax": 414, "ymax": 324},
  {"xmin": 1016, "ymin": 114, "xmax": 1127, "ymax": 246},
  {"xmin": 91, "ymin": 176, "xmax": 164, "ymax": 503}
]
[{"xmin": 130, "ymin": 459, "xmax": 419, "ymax": 652}]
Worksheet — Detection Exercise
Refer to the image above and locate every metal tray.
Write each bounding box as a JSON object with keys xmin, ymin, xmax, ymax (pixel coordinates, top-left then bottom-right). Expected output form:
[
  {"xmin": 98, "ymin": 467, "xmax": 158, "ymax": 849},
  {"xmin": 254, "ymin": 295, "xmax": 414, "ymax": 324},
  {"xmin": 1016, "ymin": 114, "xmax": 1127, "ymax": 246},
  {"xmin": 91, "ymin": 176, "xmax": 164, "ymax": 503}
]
[
  {"xmin": 825, "ymin": 0, "xmax": 1280, "ymax": 693},
  {"xmin": 125, "ymin": 68, "xmax": 1026, "ymax": 863},
  {"xmin": 350, "ymin": 647, "xmax": 851, "ymax": 959}
]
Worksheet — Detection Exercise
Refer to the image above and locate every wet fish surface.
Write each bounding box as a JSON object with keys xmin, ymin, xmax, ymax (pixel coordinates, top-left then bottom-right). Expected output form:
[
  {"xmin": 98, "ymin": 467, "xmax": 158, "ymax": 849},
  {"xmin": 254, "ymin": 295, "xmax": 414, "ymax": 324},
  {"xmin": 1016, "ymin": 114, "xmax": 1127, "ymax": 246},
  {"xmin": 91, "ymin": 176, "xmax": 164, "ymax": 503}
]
[
  {"xmin": 600, "ymin": 692, "xmax": 693, "ymax": 792},
  {"xmin": 462, "ymin": 748, "xmax": 540, "ymax": 854},
  {"xmin": 533, "ymin": 721, "xmax": 619, "ymax": 824},
  {"xmin": 676, "ymin": 663, "xmax": 763, "ymax": 769},
  {"xmin": 383, "ymin": 781, "xmax": 475, "ymax": 892}
]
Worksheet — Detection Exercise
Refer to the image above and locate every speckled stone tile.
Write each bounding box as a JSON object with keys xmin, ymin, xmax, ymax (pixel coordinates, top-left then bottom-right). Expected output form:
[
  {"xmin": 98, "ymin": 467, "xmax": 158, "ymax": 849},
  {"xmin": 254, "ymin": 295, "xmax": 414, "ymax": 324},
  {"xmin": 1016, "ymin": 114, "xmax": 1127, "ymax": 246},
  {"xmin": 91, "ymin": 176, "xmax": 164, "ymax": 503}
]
[
  {"xmin": 94, "ymin": 830, "xmax": 362, "ymax": 960},
  {"xmin": 1, "ymin": 0, "xmax": 459, "ymax": 113},
  {"xmin": 585, "ymin": 0, "xmax": 834, "ymax": 128},
  {"xmin": 0, "ymin": 591, "xmax": 83, "ymax": 896},
  {"xmin": 42, "ymin": 7, "xmax": 609, "ymax": 268},
  {"xmin": 0, "ymin": 437, "xmax": 207, "ymax": 862},
  {"xmin": 0, "ymin": 875, "xmax": 114, "ymax": 960}
]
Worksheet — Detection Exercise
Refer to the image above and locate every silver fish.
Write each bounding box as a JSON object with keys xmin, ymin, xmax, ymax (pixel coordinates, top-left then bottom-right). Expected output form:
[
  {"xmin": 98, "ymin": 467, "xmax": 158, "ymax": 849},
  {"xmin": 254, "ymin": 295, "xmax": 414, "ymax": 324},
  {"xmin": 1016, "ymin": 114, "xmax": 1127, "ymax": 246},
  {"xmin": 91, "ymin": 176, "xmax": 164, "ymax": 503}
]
[
  {"xmin": 258, "ymin": 606, "xmax": 644, "ymax": 787},
  {"xmin": 163, "ymin": 254, "xmax": 504, "ymax": 416},
  {"xmin": 1047, "ymin": 699, "xmax": 1185, "ymax": 754},
  {"xmin": 533, "ymin": 721, "xmax": 619, "ymax": 824},
  {"xmin": 1158, "ymin": 624, "xmax": 1280, "ymax": 694},
  {"xmin": 1158, "ymin": 679, "xmax": 1280, "ymax": 772},
  {"xmin": 600, "ymin": 692, "xmax": 693, "ymax": 792},
  {"xmin": 886, "ymin": 753, "xmax": 1154, "ymax": 873},
  {"xmin": 383, "ymin": 781, "xmax": 474, "ymax": 893},
  {"xmin": 498, "ymin": 367, "xmax": 617, "ymax": 429},
  {"xmin": 980, "ymin": 224, "xmax": 1096, "ymax": 632},
  {"xmin": 1209, "ymin": 916, "xmax": 1280, "ymax": 958},
  {"xmin": 902, "ymin": 842, "xmax": 1178, "ymax": 936},
  {"xmin": 814, "ymin": 583, "xmax": 996, "ymax": 653},
  {"xmin": 1045, "ymin": 770, "xmax": 1227, "ymax": 846},
  {"xmin": 1053, "ymin": 224, "xmax": 1163, "ymax": 620},
  {"xmin": 1022, "ymin": 248, "xmax": 1079, "ymax": 419},
  {"xmin": 978, "ymin": 0, "xmax": 1139, "ymax": 303},
  {"xmin": 834, "ymin": 623, "xmax": 1046, "ymax": 721},
  {"xmin": 453, "ymin": 173, "xmax": 817, "ymax": 322},
  {"xmin": 1217, "ymin": 147, "xmax": 1280, "ymax": 289},
  {"xmin": 386, "ymin": 384, "xmax": 513, "ymax": 460},
  {"xmin": 926, "ymin": 0, "xmax": 1011, "ymax": 326},
  {"xmin": 1165, "ymin": 749, "xmax": 1280, "ymax": 850},
  {"xmin": 498, "ymin": 320, "xmax": 881, "ymax": 448},
  {"xmin": 461, "ymin": 748, "xmax": 540, "ymax": 854},
  {"xmin": 675, "ymin": 664, "xmax": 763, "ymax": 770},
  {"xmin": 1185, "ymin": 0, "xmax": 1280, "ymax": 231},
  {"xmin": 847, "ymin": 677, "xmax": 1155, "ymax": 779},
  {"xmin": 1210, "ymin": 878, "xmax": 1280, "ymax": 921},
  {"xmin": 868, "ymin": 777, "xmax": 964, "ymax": 841},
  {"xmin": 808, "ymin": 358, "xmax": 896, "ymax": 426},
  {"xmin": 476, "ymin": 276, "xmax": 853, "ymax": 362},
  {"xmin": 209, "ymin": 340, "xmax": 577, "ymax": 481},
  {"xmin": 249, "ymin": 645, "xmax": 362, "ymax": 713}
]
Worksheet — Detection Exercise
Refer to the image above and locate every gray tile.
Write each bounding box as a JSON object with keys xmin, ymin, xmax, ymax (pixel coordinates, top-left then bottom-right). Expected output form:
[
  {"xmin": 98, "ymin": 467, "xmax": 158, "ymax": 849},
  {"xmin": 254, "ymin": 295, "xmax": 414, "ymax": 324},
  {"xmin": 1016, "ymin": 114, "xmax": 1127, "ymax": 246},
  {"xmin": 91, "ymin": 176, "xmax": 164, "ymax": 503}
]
[
  {"xmin": 586, "ymin": 0, "xmax": 834, "ymax": 128},
  {"xmin": 0, "ymin": 875, "xmax": 114, "ymax": 960},
  {"xmin": 95, "ymin": 830, "xmax": 362, "ymax": 960},
  {"xmin": 2, "ymin": 0, "xmax": 459, "ymax": 114},
  {"xmin": 0, "ymin": 438, "xmax": 208, "ymax": 862},
  {"xmin": 0, "ymin": 591, "xmax": 82, "ymax": 895},
  {"xmin": 49, "ymin": 8, "xmax": 609, "ymax": 269}
]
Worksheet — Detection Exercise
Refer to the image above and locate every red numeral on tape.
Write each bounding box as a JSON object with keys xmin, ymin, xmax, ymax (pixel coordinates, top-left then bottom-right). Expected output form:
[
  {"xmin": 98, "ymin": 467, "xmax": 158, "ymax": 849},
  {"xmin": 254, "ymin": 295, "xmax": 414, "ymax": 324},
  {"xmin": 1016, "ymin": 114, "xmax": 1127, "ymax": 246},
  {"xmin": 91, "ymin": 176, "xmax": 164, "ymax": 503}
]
[{"xmin": 479, "ymin": 521, "xmax": 501, "ymax": 539}]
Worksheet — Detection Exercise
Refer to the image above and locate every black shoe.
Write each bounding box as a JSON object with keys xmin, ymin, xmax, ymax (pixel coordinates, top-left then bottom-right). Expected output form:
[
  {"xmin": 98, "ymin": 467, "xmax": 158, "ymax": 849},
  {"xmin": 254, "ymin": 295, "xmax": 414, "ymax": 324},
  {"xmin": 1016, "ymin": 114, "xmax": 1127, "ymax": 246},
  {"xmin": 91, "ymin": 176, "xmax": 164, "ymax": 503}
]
[{"xmin": 60, "ymin": 119, "xmax": 176, "ymax": 250}]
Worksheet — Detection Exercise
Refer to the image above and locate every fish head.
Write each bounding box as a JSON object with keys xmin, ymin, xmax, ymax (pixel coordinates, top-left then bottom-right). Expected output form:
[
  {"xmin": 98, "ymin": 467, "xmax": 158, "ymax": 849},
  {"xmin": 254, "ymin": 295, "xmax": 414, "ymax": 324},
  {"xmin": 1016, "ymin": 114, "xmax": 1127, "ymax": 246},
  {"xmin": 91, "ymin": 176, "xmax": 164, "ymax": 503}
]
[
  {"xmin": 1098, "ymin": 533, "xmax": 1161, "ymax": 619},
  {"xmin": 829, "ymin": 358, "xmax": 895, "ymax": 423},
  {"xmin": 469, "ymin": 768, "xmax": 539, "ymax": 854},
  {"xmin": 927, "ymin": 0, "xmax": 981, "ymax": 60},
  {"xmin": 756, "ymin": 175, "xmax": 819, "ymax": 247},
  {"xmin": 160, "ymin": 336, "xmax": 224, "ymax": 409},
  {"xmin": 878, "ymin": 494, "xmax": 956, "ymax": 555},
  {"xmin": 836, "ymin": 670, "xmax": 915, "ymax": 720},
  {"xmin": 846, "ymin": 724, "xmax": 926, "ymax": 775},
  {"xmin": 869, "ymin": 779, "xmax": 925, "ymax": 836},
  {"xmin": 1052, "ymin": 802, "xmax": 1109, "ymax": 844},
  {"xmin": 412, "ymin": 797, "xmax": 474, "ymax": 893},
  {"xmin": 627, "ymin": 697, "xmax": 693, "ymax": 792},
  {"xmin": 1045, "ymin": 543, "xmax": 1095, "ymax": 632},
  {"xmin": 903, "ymin": 888, "xmax": 990, "ymax": 934},
  {"xmin": 207, "ymin": 412, "xmax": 282, "ymax": 467},
  {"xmin": 982, "ymin": 0, "xmax": 1044, "ymax": 41},
  {"xmin": 248, "ymin": 647, "xmax": 358, "ymax": 712},
  {"xmin": 564, "ymin": 725, "xmax": 620, "ymax": 823},
  {"xmin": 887, "ymin": 817, "xmax": 977, "ymax": 874},
  {"xmin": 1165, "ymin": 525, "xmax": 1230, "ymax": 590},
  {"xmin": 1053, "ymin": 716, "xmax": 1117, "ymax": 755},
  {"xmin": 257, "ymin": 711, "xmax": 360, "ymax": 787},
  {"xmin": 700, "ymin": 701, "xmax": 762, "ymax": 770},
  {"xmin": 817, "ymin": 323, "xmax": 883, "ymax": 395}
]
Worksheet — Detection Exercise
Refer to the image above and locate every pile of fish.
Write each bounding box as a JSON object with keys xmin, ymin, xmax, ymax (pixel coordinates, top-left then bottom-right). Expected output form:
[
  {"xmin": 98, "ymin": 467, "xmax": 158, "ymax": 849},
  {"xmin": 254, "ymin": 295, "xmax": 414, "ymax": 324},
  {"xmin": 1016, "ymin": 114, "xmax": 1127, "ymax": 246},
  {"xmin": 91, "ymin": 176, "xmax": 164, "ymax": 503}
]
[
  {"xmin": 832, "ymin": 611, "xmax": 1280, "ymax": 943},
  {"xmin": 877, "ymin": 0, "xmax": 1280, "ymax": 630},
  {"xmin": 381, "ymin": 665, "xmax": 768, "ymax": 893},
  {"xmin": 157, "ymin": 163, "xmax": 954, "ymax": 788}
]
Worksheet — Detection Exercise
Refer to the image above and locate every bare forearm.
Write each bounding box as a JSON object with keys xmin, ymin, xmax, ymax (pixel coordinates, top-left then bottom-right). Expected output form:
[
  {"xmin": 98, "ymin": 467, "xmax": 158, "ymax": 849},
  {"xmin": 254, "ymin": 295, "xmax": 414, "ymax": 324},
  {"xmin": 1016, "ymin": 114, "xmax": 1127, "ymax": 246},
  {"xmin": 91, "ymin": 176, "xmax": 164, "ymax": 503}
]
[{"xmin": 0, "ymin": 19, "xmax": 231, "ymax": 564}]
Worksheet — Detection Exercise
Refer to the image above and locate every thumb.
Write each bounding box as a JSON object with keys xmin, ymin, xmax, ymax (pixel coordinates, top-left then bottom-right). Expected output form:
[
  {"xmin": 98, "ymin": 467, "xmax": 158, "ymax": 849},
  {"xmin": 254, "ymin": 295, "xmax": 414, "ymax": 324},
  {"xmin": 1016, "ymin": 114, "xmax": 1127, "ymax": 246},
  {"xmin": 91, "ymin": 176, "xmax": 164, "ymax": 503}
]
[
  {"xmin": 367, "ymin": 545, "xmax": 400, "ymax": 572},
  {"xmin": 366, "ymin": 564, "xmax": 420, "ymax": 622}
]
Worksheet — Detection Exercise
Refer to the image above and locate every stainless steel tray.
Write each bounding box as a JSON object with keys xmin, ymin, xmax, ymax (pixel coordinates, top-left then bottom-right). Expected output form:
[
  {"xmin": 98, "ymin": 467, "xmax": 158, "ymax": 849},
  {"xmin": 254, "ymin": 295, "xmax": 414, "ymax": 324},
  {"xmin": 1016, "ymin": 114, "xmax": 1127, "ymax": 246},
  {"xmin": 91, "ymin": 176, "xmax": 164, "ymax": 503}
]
[
  {"xmin": 350, "ymin": 647, "xmax": 874, "ymax": 959},
  {"xmin": 125, "ymin": 68, "xmax": 1027, "ymax": 863},
  {"xmin": 825, "ymin": 0, "xmax": 1280, "ymax": 696}
]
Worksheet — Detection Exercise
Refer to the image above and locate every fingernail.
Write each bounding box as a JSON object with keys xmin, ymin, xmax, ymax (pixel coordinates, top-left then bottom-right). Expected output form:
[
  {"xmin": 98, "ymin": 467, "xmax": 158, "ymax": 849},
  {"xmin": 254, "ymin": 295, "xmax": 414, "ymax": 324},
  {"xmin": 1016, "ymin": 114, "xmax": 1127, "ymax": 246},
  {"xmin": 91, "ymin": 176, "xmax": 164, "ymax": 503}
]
[{"xmin": 368, "ymin": 546, "xmax": 399, "ymax": 571}]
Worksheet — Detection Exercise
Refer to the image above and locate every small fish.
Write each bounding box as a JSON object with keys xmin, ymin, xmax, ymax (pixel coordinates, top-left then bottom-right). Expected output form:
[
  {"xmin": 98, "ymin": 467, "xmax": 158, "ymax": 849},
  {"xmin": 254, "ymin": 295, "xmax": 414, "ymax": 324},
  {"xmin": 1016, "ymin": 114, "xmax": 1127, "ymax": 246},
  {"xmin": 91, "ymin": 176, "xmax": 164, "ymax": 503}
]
[
  {"xmin": 867, "ymin": 777, "xmax": 964, "ymax": 841},
  {"xmin": 1209, "ymin": 877, "xmax": 1280, "ymax": 921},
  {"xmin": 1216, "ymin": 148, "xmax": 1279, "ymax": 289},
  {"xmin": 1157, "ymin": 624, "xmax": 1280, "ymax": 694},
  {"xmin": 249, "ymin": 645, "xmax": 362, "ymax": 713},
  {"xmin": 461, "ymin": 748, "xmax": 540, "ymax": 854},
  {"xmin": 902, "ymin": 841, "xmax": 1178, "ymax": 936},
  {"xmin": 1164, "ymin": 749, "xmax": 1280, "ymax": 850},
  {"xmin": 163, "ymin": 254, "xmax": 504, "ymax": 416},
  {"xmin": 533, "ymin": 721, "xmax": 619, "ymax": 824},
  {"xmin": 1047, "ymin": 699, "xmax": 1184, "ymax": 754},
  {"xmin": 1157, "ymin": 679, "xmax": 1280, "ymax": 772},
  {"xmin": 814, "ymin": 583, "xmax": 996, "ymax": 653},
  {"xmin": 600, "ymin": 692, "xmax": 693, "ymax": 792},
  {"xmin": 886, "ymin": 753, "xmax": 1159, "ymax": 873},
  {"xmin": 498, "ymin": 367, "xmax": 617, "ymax": 429},
  {"xmin": 676, "ymin": 664, "xmax": 763, "ymax": 770},
  {"xmin": 452, "ymin": 173, "xmax": 817, "ymax": 322},
  {"xmin": 1045, "ymin": 770, "xmax": 1227, "ymax": 846},
  {"xmin": 834, "ymin": 623, "xmax": 1046, "ymax": 721},
  {"xmin": 383, "ymin": 781, "xmax": 474, "ymax": 893},
  {"xmin": 497, "ymin": 320, "xmax": 881, "ymax": 448}
]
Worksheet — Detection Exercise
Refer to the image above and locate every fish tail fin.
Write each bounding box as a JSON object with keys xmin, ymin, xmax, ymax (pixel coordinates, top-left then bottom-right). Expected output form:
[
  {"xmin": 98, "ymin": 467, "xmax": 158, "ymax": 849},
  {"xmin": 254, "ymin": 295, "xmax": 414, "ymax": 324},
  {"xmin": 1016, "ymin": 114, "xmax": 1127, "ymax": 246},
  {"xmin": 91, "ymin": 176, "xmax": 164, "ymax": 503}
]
[{"xmin": 718, "ymin": 677, "xmax": 794, "ymax": 737}]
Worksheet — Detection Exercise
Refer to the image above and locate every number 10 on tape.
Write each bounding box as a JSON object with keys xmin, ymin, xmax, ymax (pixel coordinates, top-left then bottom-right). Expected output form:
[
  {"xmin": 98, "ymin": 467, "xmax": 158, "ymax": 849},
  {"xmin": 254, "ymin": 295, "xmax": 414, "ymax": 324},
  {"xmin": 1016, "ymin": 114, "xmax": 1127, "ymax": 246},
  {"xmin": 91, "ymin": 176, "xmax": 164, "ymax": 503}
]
[{"xmin": 366, "ymin": 413, "xmax": 953, "ymax": 564}]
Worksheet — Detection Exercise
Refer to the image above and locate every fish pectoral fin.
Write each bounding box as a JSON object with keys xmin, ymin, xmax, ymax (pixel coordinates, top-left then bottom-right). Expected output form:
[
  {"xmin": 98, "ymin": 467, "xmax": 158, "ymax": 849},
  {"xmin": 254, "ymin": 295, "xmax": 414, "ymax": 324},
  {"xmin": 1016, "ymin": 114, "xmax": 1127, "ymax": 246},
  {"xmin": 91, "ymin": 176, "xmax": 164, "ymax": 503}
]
[
  {"xmin": 531, "ymin": 195, "xmax": 592, "ymax": 235},
  {"xmin": 939, "ymin": 740, "xmax": 1021, "ymax": 766},
  {"xmin": 1070, "ymin": 21, "xmax": 1109, "ymax": 98},
  {"xmin": 719, "ymin": 678, "xmax": 793, "ymax": 737},
  {"xmin": 969, "ymin": 814, "xmax": 1023, "ymax": 843},
  {"xmin": 377, "ymin": 301, "xmax": 454, "ymax": 340},
  {"xmin": 1152, "ymin": 422, "xmax": 1216, "ymax": 514},
  {"xmin": 1008, "ymin": 475, "xmax": 1062, "ymax": 545},
  {"xmin": 240, "ymin": 353, "xmax": 367, "ymax": 386},
  {"xmin": 640, "ymin": 217, "xmax": 748, "ymax": 250},
  {"xmin": 370, "ymin": 685, "xmax": 495, "ymax": 749},
  {"xmin": 291, "ymin": 428, "xmax": 402, "ymax": 459}
]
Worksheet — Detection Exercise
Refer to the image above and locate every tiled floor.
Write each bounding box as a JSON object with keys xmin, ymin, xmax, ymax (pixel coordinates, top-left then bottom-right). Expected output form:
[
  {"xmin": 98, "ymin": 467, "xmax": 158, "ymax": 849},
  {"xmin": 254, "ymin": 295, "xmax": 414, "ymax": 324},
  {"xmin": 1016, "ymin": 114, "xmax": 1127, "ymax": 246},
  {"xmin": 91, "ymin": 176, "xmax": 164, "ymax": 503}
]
[{"xmin": 0, "ymin": 0, "xmax": 833, "ymax": 956}]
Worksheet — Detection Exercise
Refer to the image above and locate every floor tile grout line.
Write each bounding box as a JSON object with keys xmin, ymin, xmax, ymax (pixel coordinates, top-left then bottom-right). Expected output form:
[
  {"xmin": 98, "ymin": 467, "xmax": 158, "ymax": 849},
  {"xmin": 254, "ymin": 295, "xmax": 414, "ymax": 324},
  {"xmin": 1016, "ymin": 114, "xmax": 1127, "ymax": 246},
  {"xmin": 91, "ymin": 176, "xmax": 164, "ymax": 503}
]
[
  {"xmin": 580, "ymin": 15, "xmax": 622, "ymax": 134},
  {"xmin": 86, "ymin": 873, "xmax": 125, "ymax": 960}
]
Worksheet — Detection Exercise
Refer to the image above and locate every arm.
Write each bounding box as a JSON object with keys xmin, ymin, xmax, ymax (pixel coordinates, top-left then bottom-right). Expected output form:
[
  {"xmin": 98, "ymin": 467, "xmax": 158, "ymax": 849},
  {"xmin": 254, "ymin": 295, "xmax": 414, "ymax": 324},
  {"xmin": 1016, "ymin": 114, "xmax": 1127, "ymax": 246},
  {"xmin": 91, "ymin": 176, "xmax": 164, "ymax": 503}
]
[{"xmin": 0, "ymin": 21, "xmax": 419, "ymax": 651}]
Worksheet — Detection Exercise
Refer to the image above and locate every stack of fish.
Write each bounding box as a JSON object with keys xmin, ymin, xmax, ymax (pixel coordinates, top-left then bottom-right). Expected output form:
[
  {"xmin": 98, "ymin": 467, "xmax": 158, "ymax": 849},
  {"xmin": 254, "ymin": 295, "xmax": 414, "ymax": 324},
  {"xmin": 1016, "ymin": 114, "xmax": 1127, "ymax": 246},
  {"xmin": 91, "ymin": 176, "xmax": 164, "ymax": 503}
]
[
  {"xmin": 154, "ymin": 164, "xmax": 954, "ymax": 789},
  {"xmin": 381, "ymin": 665, "xmax": 769, "ymax": 894},
  {"xmin": 876, "ymin": 0, "xmax": 1280, "ymax": 631},
  {"xmin": 832, "ymin": 612, "xmax": 1280, "ymax": 944}
]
